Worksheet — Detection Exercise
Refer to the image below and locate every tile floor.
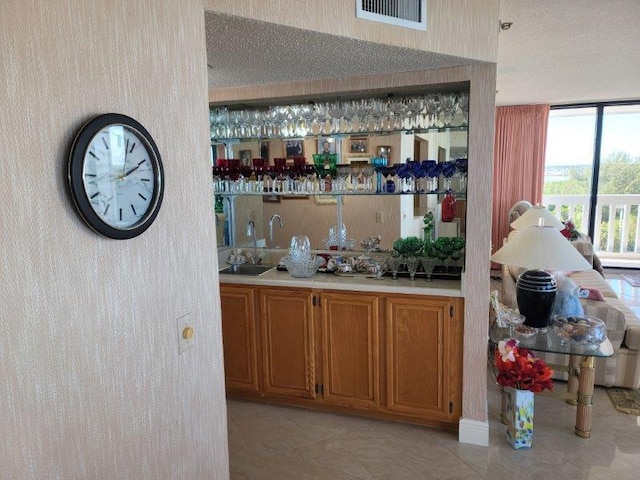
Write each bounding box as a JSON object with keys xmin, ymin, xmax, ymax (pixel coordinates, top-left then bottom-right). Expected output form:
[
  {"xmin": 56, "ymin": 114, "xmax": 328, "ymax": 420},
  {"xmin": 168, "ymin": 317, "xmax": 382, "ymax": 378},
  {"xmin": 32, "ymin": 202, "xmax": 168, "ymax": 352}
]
[{"xmin": 227, "ymin": 269, "xmax": 640, "ymax": 480}]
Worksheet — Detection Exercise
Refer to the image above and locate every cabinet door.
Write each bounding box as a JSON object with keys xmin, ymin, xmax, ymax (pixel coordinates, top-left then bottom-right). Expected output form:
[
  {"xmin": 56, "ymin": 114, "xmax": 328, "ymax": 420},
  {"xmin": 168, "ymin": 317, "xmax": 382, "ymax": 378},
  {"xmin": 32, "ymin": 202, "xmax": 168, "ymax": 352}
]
[
  {"xmin": 260, "ymin": 288, "xmax": 316, "ymax": 399},
  {"xmin": 385, "ymin": 295, "xmax": 463, "ymax": 421},
  {"xmin": 320, "ymin": 292, "xmax": 380, "ymax": 409},
  {"xmin": 220, "ymin": 285, "xmax": 259, "ymax": 392}
]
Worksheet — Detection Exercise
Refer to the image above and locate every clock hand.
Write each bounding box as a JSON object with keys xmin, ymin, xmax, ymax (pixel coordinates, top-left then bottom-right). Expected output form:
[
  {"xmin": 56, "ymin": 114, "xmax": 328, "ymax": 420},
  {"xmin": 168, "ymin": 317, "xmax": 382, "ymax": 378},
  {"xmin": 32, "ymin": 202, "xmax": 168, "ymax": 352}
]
[
  {"xmin": 123, "ymin": 138, "xmax": 129, "ymax": 176},
  {"xmin": 124, "ymin": 165, "xmax": 140, "ymax": 177}
]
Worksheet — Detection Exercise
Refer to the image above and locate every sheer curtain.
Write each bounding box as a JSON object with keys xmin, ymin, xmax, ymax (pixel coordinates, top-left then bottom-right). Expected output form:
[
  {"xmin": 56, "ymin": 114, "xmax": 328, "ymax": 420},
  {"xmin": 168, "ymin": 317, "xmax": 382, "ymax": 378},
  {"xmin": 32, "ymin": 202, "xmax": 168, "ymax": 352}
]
[{"xmin": 492, "ymin": 104, "xmax": 550, "ymax": 259}]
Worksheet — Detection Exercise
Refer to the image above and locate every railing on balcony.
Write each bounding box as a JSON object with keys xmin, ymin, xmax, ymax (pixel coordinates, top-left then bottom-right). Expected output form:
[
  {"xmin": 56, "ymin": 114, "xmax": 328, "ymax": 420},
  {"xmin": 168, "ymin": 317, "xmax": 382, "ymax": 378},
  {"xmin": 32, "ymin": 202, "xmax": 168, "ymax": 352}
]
[{"xmin": 543, "ymin": 194, "xmax": 640, "ymax": 267}]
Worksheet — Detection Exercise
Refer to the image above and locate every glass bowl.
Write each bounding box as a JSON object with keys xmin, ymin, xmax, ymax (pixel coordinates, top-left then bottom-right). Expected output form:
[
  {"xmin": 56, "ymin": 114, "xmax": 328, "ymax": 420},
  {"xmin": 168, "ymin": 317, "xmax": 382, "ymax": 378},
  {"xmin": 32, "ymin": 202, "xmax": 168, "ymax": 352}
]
[
  {"xmin": 280, "ymin": 255, "xmax": 324, "ymax": 278},
  {"xmin": 550, "ymin": 315, "xmax": 606, "ymax": 348}
]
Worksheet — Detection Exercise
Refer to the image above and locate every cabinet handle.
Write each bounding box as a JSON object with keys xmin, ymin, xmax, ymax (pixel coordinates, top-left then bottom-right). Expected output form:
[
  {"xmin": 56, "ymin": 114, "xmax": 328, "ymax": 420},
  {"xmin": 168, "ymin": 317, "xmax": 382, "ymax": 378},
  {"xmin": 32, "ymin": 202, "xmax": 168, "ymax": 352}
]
[
  {"xmin": 450, "ymin": 305, "xmax": 454, "ymax": 317},
  {"xmin": 312, "ymin": 296, "xmax": 317, "ymax": 306}
]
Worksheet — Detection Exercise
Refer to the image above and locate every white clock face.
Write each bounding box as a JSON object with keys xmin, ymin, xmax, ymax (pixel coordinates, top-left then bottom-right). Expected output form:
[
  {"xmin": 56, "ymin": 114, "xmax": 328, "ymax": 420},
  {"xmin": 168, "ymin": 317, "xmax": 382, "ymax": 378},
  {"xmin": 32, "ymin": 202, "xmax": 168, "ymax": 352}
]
[{"xmin": 82, "ymin": 125, "xmax": 157, "ymax": 229}]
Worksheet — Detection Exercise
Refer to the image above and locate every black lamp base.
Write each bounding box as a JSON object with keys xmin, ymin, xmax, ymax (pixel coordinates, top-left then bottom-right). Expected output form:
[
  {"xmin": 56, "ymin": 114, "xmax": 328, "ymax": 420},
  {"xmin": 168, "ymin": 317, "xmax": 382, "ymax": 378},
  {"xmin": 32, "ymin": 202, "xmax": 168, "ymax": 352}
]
[{"xmin": 516, "ymin": 270, "xmax": 557, "ymax": 329}]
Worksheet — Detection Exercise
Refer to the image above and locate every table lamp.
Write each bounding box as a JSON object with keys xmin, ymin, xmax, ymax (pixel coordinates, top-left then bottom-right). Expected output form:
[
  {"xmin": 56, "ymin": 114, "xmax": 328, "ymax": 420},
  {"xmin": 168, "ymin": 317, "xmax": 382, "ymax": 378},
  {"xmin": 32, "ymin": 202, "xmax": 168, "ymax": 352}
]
[
  {"xmin": 510, "ymin": 204, "xmax": 564, "ymax": 230},
  {"xmin": 491, "ymin": 224, "xmax": 591, "ymax": 329}
]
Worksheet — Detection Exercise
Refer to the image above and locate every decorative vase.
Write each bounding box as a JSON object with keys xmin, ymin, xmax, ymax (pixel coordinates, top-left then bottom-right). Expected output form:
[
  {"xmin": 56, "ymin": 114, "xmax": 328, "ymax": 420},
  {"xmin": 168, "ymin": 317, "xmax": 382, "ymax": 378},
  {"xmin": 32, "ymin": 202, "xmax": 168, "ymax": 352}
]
[{"xmin": 505, "ymin": 387, "xmax": 534, "ymax": 449}]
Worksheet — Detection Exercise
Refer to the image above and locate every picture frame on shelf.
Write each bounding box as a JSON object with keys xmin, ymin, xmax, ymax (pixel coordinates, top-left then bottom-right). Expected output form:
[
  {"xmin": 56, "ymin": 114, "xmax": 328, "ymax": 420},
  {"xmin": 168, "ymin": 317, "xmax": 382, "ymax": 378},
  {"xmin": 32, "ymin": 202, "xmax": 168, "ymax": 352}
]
[
  {"xmin": 283, "ymin": 194, "xmax": 310, "ymax": 200},
  {"xmin": 260, "ymin": 141, "xmax": 269, "ymax": 161},
  {"xmin": 314, "ymin": 194, "xmax": 338, "ymax": 205},
  {"xmin": 376, "ymin": 145, "xmax": 392, "ymax": 160},
  {"xmin": 239, "ymin": 149, "xmax": 252, "ymax": 166},
  {"xmin": 262, "ymin": 194, "xmax": 281, "ymax": 203},
  {"xmin": 349, "ymin": 137, "xmax": 368, "ymax": 154},
  {"xmin": 317, "ymin": 137, "xmax": 336, "ymax": 155},
  {"xmin": 284, "ymin": 139, "xmax": 304, "ymax": 157}
]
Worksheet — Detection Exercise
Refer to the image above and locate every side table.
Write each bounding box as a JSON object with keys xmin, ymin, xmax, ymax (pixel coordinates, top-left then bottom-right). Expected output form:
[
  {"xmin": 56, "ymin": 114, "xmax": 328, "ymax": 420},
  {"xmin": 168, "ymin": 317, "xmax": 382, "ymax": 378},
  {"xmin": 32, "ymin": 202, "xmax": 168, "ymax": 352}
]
[{"xmin": 491, "ymin": 328, "xmax": 614, "ymax": 438}]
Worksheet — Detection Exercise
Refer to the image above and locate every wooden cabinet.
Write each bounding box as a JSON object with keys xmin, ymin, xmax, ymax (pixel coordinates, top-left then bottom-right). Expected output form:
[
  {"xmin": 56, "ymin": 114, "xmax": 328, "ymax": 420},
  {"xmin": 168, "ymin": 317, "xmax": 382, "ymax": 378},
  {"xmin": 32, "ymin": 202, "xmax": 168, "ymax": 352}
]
[
  {"xmin": 220, "ymin": 285, "xmax": 259, "ymax": 392},
  {"xmin": 220, "ymin": 282, "xmax": 462, "ymax": 427},
  {"xmin": 319, "ymin": 292, "xmax": 380, "ymax": 410},
  {"xmin": 385, "ymin": 295, "xmax": 463, "ymax": 422},
  {"xmin": 259, "ymin": 288, "xmax": 316, "ymax": 399}
]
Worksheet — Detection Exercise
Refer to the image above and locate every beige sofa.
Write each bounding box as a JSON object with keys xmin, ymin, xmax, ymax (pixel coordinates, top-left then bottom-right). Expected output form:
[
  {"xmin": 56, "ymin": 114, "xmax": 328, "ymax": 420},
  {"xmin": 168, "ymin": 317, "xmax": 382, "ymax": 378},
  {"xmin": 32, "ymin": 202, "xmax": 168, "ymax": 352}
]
[{"xmin": 502, "ymin": 263, "xmax": 640, "ymax": 389}]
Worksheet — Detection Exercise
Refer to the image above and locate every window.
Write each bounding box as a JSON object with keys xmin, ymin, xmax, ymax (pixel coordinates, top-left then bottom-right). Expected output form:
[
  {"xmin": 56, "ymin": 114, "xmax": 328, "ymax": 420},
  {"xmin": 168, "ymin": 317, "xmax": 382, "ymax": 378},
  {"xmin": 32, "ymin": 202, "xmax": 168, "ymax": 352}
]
[{"xmin": 543, "ymin": 102, "xmax": 640, "ymax": 267}]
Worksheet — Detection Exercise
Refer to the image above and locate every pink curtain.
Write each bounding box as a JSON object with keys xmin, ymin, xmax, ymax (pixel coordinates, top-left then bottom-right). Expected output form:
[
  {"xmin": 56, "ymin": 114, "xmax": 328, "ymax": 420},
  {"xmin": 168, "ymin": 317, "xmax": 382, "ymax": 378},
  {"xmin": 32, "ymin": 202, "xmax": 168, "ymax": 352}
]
[{"xmin": 492, "ymin": 104, "xmax": 550, "ymax": 259}]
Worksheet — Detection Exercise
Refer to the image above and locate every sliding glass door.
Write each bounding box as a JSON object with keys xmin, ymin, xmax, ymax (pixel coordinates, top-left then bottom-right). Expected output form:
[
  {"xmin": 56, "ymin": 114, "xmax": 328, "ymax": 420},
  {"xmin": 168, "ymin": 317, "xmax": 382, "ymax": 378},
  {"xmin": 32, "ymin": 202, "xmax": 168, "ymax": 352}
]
[{"xmin": 543, "ymin": 102, "xmax": 640, "ymax": 268}]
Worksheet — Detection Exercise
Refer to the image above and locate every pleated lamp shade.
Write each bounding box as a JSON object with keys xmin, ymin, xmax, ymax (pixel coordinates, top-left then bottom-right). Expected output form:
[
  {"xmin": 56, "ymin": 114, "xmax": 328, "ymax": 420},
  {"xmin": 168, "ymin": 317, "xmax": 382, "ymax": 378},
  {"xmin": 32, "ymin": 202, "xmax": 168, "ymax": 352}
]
[{"xmin": 510, "ymin": 205, "xmax": 565, "ymax": 230}]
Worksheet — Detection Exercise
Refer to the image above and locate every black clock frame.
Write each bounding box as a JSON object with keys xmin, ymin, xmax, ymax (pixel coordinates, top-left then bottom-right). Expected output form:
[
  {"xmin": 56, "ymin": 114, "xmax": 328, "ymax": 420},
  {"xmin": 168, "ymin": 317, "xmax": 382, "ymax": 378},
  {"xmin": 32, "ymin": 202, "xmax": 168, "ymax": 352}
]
[{"xmin": 68, "ymin": 113, "xmax": 164, "ymax": 240}]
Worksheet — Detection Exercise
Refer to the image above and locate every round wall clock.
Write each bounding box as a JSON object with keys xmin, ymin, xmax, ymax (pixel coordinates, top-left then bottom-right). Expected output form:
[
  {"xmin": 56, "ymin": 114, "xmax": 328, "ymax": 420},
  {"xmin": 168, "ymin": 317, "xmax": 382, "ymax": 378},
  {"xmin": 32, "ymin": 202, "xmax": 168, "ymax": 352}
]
[{"xmin": 68, "ymin": 113, "xmax": 164, "ymax": 239}]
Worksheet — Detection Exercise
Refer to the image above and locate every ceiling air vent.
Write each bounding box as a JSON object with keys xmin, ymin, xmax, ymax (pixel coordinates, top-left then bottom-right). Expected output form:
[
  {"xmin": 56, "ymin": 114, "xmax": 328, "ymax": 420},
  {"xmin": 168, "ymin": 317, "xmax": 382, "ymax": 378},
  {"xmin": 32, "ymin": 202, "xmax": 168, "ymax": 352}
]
[{"xmin": 356, "ymin": 0, "xmax": 427, "ymax": 31}]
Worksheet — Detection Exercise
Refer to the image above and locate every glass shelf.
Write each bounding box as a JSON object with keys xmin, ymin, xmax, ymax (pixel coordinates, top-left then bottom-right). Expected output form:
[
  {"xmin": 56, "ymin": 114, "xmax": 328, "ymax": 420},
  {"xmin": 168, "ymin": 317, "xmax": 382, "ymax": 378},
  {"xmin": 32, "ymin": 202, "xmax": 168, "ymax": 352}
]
[
  {"xmin": 214, "ymin": 190, "xmax": 466, "ymax": 198},
  {"xmin": 212, "ymin": 126, "xmax": 469, "ymax": 143}
]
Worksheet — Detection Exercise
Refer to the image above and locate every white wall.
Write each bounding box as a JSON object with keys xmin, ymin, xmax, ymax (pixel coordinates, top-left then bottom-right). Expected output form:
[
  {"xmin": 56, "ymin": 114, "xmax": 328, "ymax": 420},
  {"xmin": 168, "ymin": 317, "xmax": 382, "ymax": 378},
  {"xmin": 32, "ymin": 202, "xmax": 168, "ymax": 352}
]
[{"xmin": 0, "ymin": 1, "xmax": 229, "ymax": 478}]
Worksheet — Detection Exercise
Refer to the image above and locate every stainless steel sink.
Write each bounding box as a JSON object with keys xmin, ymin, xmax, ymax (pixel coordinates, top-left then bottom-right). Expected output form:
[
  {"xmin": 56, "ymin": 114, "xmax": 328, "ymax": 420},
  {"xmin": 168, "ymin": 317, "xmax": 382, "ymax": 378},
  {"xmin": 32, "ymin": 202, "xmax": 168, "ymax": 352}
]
[{"xmin": 219, "ymin": 264, "xmax": 275, "ymax": 276}]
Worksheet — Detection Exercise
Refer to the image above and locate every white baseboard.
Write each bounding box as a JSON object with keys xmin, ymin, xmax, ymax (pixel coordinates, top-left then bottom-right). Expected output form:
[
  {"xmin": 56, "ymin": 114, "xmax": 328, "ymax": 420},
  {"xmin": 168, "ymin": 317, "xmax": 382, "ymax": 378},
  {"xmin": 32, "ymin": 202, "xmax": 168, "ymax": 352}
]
[{"xmin": 458, "ymin": 418, "xmax": 489, "ymax": 446}]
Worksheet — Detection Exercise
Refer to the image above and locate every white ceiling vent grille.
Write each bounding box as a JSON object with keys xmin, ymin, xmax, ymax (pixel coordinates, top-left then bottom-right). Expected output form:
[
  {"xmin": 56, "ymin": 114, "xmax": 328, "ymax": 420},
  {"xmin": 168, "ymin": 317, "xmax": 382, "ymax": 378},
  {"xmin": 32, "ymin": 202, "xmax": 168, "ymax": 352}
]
[{"xmin": 356, "ymin": 0, "xmax": 427, "ymax": 31}]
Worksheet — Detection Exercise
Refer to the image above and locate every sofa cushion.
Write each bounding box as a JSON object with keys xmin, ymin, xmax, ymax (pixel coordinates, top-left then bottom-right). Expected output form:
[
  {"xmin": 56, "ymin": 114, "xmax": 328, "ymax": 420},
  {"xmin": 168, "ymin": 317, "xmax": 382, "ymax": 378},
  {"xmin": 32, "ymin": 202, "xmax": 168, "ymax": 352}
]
[
  {"xmin": 581, "ymin": 298, "xmax": 625, "ymax": 350},
  {"xmin": 603, "ymin": 297, "xmax": 640, "ymax": 351},
  {"xmin": 568, "ymin": 270, "xmax": 618, "ymax": 298}
]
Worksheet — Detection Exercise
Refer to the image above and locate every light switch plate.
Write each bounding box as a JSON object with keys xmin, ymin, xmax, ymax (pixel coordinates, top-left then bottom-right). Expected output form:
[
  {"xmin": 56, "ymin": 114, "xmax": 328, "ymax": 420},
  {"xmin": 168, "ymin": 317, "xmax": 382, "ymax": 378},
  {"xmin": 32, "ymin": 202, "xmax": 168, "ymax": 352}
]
[{"xmin": 176, "ymin": 312, "xmax": 195, "ymax": 354}]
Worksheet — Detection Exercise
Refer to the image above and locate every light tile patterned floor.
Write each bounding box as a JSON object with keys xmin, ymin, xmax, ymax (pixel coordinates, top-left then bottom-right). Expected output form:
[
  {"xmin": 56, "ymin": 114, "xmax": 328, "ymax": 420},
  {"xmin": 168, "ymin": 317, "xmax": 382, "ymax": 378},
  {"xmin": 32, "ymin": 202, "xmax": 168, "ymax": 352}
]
[{"xmin": 227, "ymin": 269, "xmax": 640, "ymax": 480}]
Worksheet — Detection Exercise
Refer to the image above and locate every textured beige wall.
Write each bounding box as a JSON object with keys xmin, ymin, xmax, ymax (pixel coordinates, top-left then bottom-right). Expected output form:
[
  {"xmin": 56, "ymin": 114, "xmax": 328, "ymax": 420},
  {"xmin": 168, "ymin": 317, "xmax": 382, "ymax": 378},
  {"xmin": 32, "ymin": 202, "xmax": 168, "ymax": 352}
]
[
  {"xmin": 205, "ymin": 0, "xmax": 499, "ymax": 62},
  {"xmin": 0, "ymin": 1, "xmax": 229, "ymax": 478}
]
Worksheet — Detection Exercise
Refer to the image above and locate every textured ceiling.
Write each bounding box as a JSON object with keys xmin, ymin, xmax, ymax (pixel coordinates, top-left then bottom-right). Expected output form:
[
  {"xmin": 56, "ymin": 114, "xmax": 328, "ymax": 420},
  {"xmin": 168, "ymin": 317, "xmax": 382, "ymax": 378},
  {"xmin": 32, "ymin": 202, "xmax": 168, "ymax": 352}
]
[
  {"xmin": 206, "ymin": 2, "xmax": 640, "ymax": 107},
  {"xmin": 496, "ymin": 0, "xmax": 640, "ymax": 105},
  {"xmin": 205, "ymin": 12, "xmax": 481, "ymax": 92}
]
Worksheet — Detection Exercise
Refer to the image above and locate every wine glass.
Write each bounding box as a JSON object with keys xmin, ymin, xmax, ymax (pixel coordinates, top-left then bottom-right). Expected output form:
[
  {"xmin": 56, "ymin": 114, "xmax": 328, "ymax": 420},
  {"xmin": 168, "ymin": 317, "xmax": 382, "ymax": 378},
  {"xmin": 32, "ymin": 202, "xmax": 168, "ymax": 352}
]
[
  {"xmin": 424, "ymin": 161, "xmax": 441, "ymax": 193},
  {"xmin": 439, "ymin": 94, "xmax": 458, "ymax": 127},
  {"xmin": 440, "ymin": 161, "xmax": 457, "ymax": 191},
  {"xmin": 432, "ymin": 237, "xmax": 454, "ymax": 273},
  {"xmin": 457, "ymin": 92, "xmax": 469, "ymax": 127},
  {"xmin": 405, "ymin": 256, "xmax": 420, "ymax": 281},
  {"xmin": 450, "ymin": 250, "xmax": 463, "ymax": 273},
  {"xmin": 389, "ymin": 255, "xmax": 403, "ymax": 280},
  {"xmin": 420, "ymin": 257, "xmax": 438, "ymax": 282},
  {"xmin": 424, "ymin": 94, "xmax": 441, "ymax": 129},
  {"xmin": 454, "ymin": 158, "xmax": 468, "ymax": 192}
]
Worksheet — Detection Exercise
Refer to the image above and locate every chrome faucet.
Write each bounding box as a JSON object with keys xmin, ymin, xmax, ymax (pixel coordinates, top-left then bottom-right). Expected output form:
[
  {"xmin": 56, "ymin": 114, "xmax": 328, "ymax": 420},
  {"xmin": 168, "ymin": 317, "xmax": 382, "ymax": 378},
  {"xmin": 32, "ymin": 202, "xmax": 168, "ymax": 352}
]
[
  {"xmin": 268, "ymin": 214, "xmax": 284, "ymax": 248},
  {"xmin": 246, "ymin": 220, "xmax": 259, "ymax": 264}
]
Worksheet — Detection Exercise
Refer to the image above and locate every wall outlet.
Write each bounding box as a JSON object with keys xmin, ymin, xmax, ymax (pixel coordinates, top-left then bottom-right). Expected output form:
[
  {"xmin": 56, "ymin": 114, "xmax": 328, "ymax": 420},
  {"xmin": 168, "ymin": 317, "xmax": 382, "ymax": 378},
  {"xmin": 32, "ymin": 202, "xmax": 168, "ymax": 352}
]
[
  {"xmin": 375, "ymin": 211, "xmax": 384, "ymax": 223},
  {"xmin": 176, "ymin": 313, "xmax": 195, "ymax": 355}
]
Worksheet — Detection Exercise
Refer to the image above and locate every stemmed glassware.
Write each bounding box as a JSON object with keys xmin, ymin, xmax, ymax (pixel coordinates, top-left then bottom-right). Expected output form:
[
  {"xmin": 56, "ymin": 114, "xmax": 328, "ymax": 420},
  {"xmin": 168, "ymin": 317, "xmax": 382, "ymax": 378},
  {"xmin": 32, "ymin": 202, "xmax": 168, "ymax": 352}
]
[
  {"xmin": 388, "ymin": 255, "xmax": 403, "ymax": 280},
  {"xmin": 211, "ymin": 92, "xmax": 470, "ymax": 141},
  {"xmin": 432, "ymin": 237, "xmax": 454, "ymax": 273},
  {"xmin": 405, "ymin": 256, "xmax": 420, "ymax": 281},
  {"xmin": 440, "ymin": 161, "xmax": 457, "ymax": 191},
  {"xmin": 420, "ymin": 257, "xmax": 438, "ymax": 282},
  {"xmin": 439, "ymin": 94, "xmax": 458, "ymax": 128},
  {"xmin": 454, "ymin": 158, "xmax": 468, "ymax": 192},
  {"xmin": 457, "ymin": 92, "xmax": 469, "ymax": 127},
  {"xmin": 424, "ymin": 94, "xmax": 441, "ymax": 129},
  {"xmin": 424, "ymin": 161, "xmax": 441, "ymax": 193},
  {"xmin": 450, "ymin": 237, "xmax": 465, "ymax": 273}
]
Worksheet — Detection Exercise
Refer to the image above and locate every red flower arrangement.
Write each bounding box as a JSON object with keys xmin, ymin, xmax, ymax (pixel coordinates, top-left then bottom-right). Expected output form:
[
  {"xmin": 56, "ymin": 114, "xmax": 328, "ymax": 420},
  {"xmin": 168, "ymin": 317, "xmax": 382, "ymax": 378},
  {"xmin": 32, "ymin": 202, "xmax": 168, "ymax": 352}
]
[
  {"xmin": 560, "ymin": 220, "xmax": 580, "ymax": 241},
  {"xmin": 494, "ymin": 339, "xmax": 554, "ymax": 393}
]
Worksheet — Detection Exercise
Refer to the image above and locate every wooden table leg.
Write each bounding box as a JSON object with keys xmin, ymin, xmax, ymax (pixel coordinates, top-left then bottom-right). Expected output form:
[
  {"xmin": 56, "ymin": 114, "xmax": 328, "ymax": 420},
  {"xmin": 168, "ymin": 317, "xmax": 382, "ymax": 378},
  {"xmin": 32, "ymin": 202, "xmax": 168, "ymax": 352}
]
[
  {"xmin": 566, "ymin": 354, "xmax": 580, "ymax": 406},
  {"xmin": 575, "ymin": 356, "xmax": 595, "ymax": 438}
]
